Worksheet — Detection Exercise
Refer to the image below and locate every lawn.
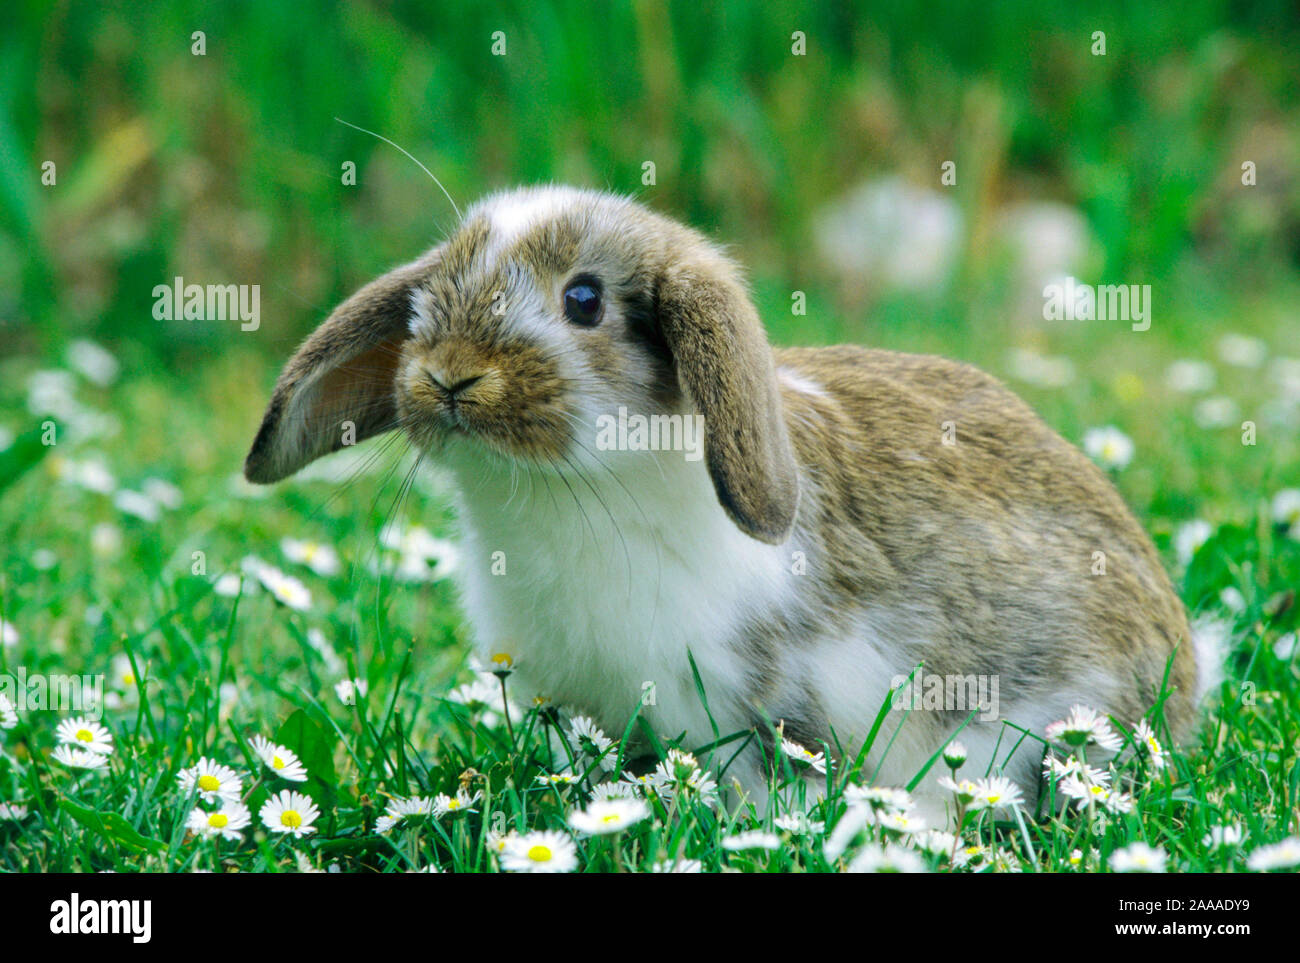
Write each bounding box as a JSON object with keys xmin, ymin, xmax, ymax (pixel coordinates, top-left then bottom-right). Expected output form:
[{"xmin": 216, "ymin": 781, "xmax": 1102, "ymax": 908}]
[{"xmin": 1, "ymin": 0, "xmax": 1298, "ymax": 873}]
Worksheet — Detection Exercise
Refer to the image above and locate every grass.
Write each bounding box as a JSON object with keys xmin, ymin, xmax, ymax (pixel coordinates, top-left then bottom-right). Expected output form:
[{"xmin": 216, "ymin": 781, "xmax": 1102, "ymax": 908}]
[{"xmin": 2, "ymin": 1, "xmax": 1299, "ymax": 872}]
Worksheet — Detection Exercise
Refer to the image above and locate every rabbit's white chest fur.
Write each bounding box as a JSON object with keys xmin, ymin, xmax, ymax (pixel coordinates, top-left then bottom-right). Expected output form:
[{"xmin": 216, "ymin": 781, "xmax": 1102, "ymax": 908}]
[{"xmin": 442, "ymin": 444, "xmax": 800, "ymax": 751}]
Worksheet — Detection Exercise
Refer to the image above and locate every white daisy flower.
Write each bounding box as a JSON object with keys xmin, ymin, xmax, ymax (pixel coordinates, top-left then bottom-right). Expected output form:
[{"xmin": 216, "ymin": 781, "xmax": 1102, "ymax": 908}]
[
  {"xmin": 537, "ymin": 773, "xmax": 581, "ymax": 788},
  {"xmin": 110, "ymin": 653, "xmax": 143, "ymax": 691},
  {"xmin": 1203, "ymin": 824, "xmax": 1245, "ymax": 850},
  {"xmin": 1109, "ymin": 842, "xmax": 1167, "ymax": 873},
  {"xmin": 334, "ymin": 678, "xmax": 367, "ymax": 706},
  {"xmin": 937, "ymin": 777, "xmax": 980, "ymax": 806},
  {"xmin": 569, "ymin": 798, "xmax": 650, "ymax": 835},
  {"xmin": 846, "ymin": 843, "xmax": 926, "ymax": 873},
  {"xmin": 780, "ymin": 736, "xmax": 828, "ymax": 774},
  {"xmin": 774, "ymin": 813, "xmax": 825, "ymax": 835},
  {"xmin": 260, "ymin": 790, "xmax": 320, "ymax": 837},
  {"xmin": 212, "ymin": 573, "xmax": 245, "ymax": 597},
  {"xmin": 55, "ymin": 717, "xmax": 114, "ymax": 756},
  {"xmin": 590, "ymin": 781, "xmax": 638, "ymax": 803},
  {"xmin": 942, "ymin": 741, "xmax": 968, "ymax": 770},
  {"xmin": 1274, "ymin": 632, "xmax": 1297, "ymax": 661},
  {"xmin": 845, "ymin": 785, "xmax": 913, "ymax": 813},
  {"xmin": 912, "ymin": 829, "xmax": 958, "ymax": 856},
  {"xmin": 176, "ymin": 758, "xmax": 243, "ymax": 805},
  {"xmin": 0, "ymin": 693, "xmax": 18, "ymax": 730},
  {"xmin": 250, "ymin": 735, "xmax": 309, "ymax": 782},
  {"xmin": 141, "ymin": 477, "xmax": 182, "ymax": 510},
  {"xmin": 432, "ymin": 790, "xmax": 481, "ymax": 817},
  {"xmin": 113, "ymin": 489, "xmax": 160, "ymax": 523},
  {"xmin": 253, "ymin": 563, "xmax": 312, "ymax": 611},
  {"xmin": 1133, "ymin": 720, "xmax": 1167, "ymax": 771},
  {"xmin": 1068, "ymin": 848, "xmax": 1084, "ymax": 868},
  {"xmin": 721, "ymin": 831, "xmax": 781, "ymax": 852},
  {"xmin": 1219, "ymin": 586, "xmax": 1247, "ymax": 613},
  {"xmin": 52, "ymin": 745, "xmax": 109, "ymax": 770},
  {"xmin": 500, "ymin": 830, "xmax": 578, "ymax": 873},
  {"xmin": 187, "ymin": 802, "xmax": 251, "ymax": 841},
  {"xmin": 567, "ymin": 715, "xmax": 617, "ymax": 772},
  {"xmin": 1173, "ymin": 519, "xmax": 1213, "ymax": 566},
  {"xmin": 973, "ymin": 775, "xmax": 1024, "ymax": 811},
  {"xmin": 1165, "ymin": 359, "xmax": 1215, "ymax": 393},
  {"xmin": 870, "ymin": 809, "xmax": 926, "ymax": 834},
  {"xmin": 1217, "ymin": 334, "xmax": 1267, "ymax": 368},
  {"xmin": 380, "ymin": 524, "xmax": 459, "ymax": 581},
  {"xmin": 1082, "ymin": 426, "xmax": 1134, "ymax": 470},
  {"xmin": 0, "ymin": 621, "xmax": 18, "ymax": 648},
  {"xmin": 1272, "ymin": 489, "xmax": 1300, "ymax": 533},
  {"xmin": 375, "ymin": 795, "xmax": 434, "ymax": 833},
  {"xmin": 651, "ymin": 858, "xmax": 702, "ymax": 873},
  {"xmin": 281, "ymin": 537, "xmax": 341, "ymax": 577},
  {"xmin": 0, "ymin": 803, "xmax": 29, "ymax": 820},
  {"xmin": 1246, "ymin": 837, "xmax": 1300, "ymax": 871},
  {"xmin": 1045, "ymin": 704, "xmax": 1123, "ymax": 751},
  {"xmin": 1193, "ymin": 396, "xmax": 1239, "ymax": 430},
  {"xmin": 90, "ymin": 522, "xmax": 122, "ymax": 557}
]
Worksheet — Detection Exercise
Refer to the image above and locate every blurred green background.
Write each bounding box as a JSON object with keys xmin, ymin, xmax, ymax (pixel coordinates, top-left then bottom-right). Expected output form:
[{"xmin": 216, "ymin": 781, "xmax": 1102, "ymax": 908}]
[{"xmin": 1, "ymin": 0, "xmax": 1298, "ymax": 522}]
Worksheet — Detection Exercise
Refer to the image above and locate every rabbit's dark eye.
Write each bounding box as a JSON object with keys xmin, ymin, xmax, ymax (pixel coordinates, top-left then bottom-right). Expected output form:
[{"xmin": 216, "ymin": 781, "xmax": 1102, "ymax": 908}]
[{"xmin": 563, "ymin": 277, "xmax": 603, "ymax": 327}]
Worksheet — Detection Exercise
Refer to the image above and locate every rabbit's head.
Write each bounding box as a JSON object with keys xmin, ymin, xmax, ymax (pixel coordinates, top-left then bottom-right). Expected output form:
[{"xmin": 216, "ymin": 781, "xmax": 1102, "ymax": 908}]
[{"xmin": 244, "ymin": 186, "xmax": 798, "ymax": 543}]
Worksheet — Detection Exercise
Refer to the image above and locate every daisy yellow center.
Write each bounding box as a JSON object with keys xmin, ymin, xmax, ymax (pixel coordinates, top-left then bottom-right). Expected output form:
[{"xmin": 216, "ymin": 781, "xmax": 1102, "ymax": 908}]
[
  {"xmin": 122, "ymin": 673, "xmax": 135, "ymax": 686},
  {"xmin": 1102, "ymin": 441, "xmax": 1119, "ymax": 460},
  {"xmin": 198, "ymin": 774, "xmax": 221, "ymax": 792},
  {"xmin": 75, "ymin": 728, "xmax": 94, "ymax": 743},
  {"xmin": 208, "ymin": 813, "xmax": 228, "ymax": 829},
  {"xmin": 601, "ymin": 813, "xmax": 620, "ymax": 824},
  {"xmin": 527, "ymin": 844, "xmax": 552, "ymax": 862},
  {"xmin": 491, "ymin": 653, "xmax": 513, "ymax": 668},
  {"xmin": 447, "ymin": 800, "xmax": 460, "ymax": 809},
  {"xmin": 1146, "ymin": 737, "xmax": 1161, "ymax": 752},
  {"xmin": 302, "ymin": 543, "xmax": 318, "ymax": 560},
  {"xmin": 272, "ymin": 755, "xmax": 285, "ymax": 769},
  {"xmin": 1089, "ymin": 785, "xmax": 1106, "ymax": 797},
  {"xmin": 985, "ymin": 794, "xmax": 1001, "ymax": 803},
  {"xmin": 281, "ymin": 809, "xmax": 302, "ymax": 828}
]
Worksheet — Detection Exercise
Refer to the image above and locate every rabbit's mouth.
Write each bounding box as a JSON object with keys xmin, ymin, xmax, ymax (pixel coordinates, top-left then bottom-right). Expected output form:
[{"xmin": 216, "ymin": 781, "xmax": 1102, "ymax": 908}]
[{"xmin": 396, "ymin": 342, "xmax": 574, "ymax": 463}]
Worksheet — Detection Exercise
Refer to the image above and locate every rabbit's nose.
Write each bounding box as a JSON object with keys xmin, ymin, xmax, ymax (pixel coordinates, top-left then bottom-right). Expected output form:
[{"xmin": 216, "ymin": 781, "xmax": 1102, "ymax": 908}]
[{"xmin": 427, "ymin": 370, "xmax": 484, "ymax": 398}]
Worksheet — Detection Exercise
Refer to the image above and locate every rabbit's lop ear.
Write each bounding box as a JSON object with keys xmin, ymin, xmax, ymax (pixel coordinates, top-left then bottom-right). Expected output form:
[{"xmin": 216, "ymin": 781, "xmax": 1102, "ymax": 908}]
[
  {"xmin": 657, "ymin": 251, "xmax": 799, "ymax": 544},
  {"xmin": 243, "ymin": 251, "xmax": 437, "ymax": 483}
]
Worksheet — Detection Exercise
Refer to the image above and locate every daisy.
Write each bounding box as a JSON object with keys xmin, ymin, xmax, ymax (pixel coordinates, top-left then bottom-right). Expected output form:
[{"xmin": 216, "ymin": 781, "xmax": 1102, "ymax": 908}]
[
  {"xmin": 1272, "ymin": 489, "xmax": 1300, "ymax": 533},
  {"xmin": 1217, "ymin": 334, "xmax": 1267, "ymax": 368},
  {"xmin": 500, "ymin": 830, "xmax": 578, "ymax": 873},
  {"xmin": 1109, "ymin": 841, "xmax": 1167, "ymax": 873},
  {"xmin": 280, "ymin": 537, "xmax": 340, "ymax": 577},
  {"xmin": 1165, "ymin": 359, "xmax": 1215, "ymax": 393},
  {"xmin": 1045, "ymin": 705, "xmax": 1122, "ymax": 752},
  {"xmin": 250, "ymin": 735, "xmax": 309, "ymax": 782},
  {"xmin": 537, "ymin": 773, "xmax": 580, "ymax": 788},
  {"xmin": 253, "ymin": 564, "xmax": 312, "ymax": 611},
  {"xmin": 485, "ymin": 651, "xmax": 517, "ymax": 678},
  {"xmin": 1082, "ymin": 426, "xmax": 1134, "ymax": 470},
  {"xmin": 567, "ymin": 715, "xmax": 617, "ymax": 772},
  {"xmin": 1203, "ymin": 824, "xmax": 1245, "ymax": 850},
  {"xmin": 652, "ymin": 858, "xmax": 702, "ymax": 873},
  {"xmin": 845, "ymin": 785, "xmax": 913, "ymax": 813},
  {"xmin": 1173, "ymin": 519, "xmax": 1213, "ymax": 566},
  {"xmin": 66, "ymin": 338, "xmax": 120, "ymax": 385},
  {"xmin": 937, "ymin": 777, "xmax": 980, "ymax": 806},
  {"xmin": 260, "ymin": 790, "xmax": 320, "ymax": 837},
  {"xmin": 0, "ymin": 620, "xmax": 18, "ymax": 648},
  {"xmin": 187, "ymin": 802, "xmax": 251, "ymax": 841},
  {"xmin": 973, "ymin": 775, "xmax": 1024, "ymax": 811},
  {"xmin": 591, "ymin": 781, "xmax": 638, "ymax": 801},
  {"xmin": 0, "ymin": 803, "xmax": 29, "ymax": 820},
  {"xmin": 1068, "ymin": 848, "xmax": 1084, "ymax": 868},
  {"xmin": 375, "ymin": 795, "xmax": 435, "ymax": 833},
  {"xmin": 824, "ymin": 805, "xmax": 871, "ymax": 863},
  {"xmin": 722, "ymin": 831, "xmax": 781, "ymax": 852},
  {"xmin": 846, "ymin": 843, "xmax": 926, "ymax": 873},
  {"xmin": 176, "ymin": 758, "xmax": 243, "ymax": 805},
  {"xmin": 55, "ymin": 717, "xmax": 114, "ymax": 756},
  {"xmin": 432, "ymin": 789, "xmax": 481, "ymax": 817},
  {"xmin": 775, "ymin": 813, "xmax": 825, "ymax": 835},
  {"xmin": 334, "ymin": 678, "xmax": 367, "ymax": 706},
  {"xmin": 52, "ymin": 745, "xmax": 109, "ymax": 770},
  {"xmin": 870, "ymin": 809, "xmax": 926, "ymax": 834},
  {"xmin": 212, "ymin": 573, "xmax": 244, "ymax": 598},
  {"xmin": 113, "ymin": 489, "xmax": 160, "ymax": 523},
  {"xmin": 569, "ymin": 798, "xmax": 650, "ymax": 835},
  {"xmin": 780, "ymin": 736, "xmax": 828, "ymax": 774},
  {"xmin": 912, "ymin": 829, "xmax": 957, "ymax": 856},
  {"xmin": 141, "ymin": 477, "xmax": 182, "ymax": 510},
  {"xmin": 942, "ymin": 741, "xmax": 967, "ymax": 770},
  {"xmin": 110, "ymin": 653, "xmax": 143, "ymax": 691},
  {"xmin": 0, "ymin": 693, "xmax": 18, "ymax": 730},
  {"xmin": 1246, "ymin": 837, "xmax": 1300, "ymax": 872},
  {"xmin": 1132, "ymin": 720, "xmax": 1167, "ymax": 771}
]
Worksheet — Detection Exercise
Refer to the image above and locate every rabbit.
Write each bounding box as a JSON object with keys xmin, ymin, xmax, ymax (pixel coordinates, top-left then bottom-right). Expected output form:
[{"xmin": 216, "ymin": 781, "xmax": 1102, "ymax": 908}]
[{"xmin": 244, "ymin": 184, "xmax": 1210, "ymax": 821}]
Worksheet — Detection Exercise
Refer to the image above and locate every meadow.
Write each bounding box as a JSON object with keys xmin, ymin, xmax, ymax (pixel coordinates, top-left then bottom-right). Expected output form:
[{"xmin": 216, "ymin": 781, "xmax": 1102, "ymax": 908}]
[{"xmin": 1, "ymin": 1, "xmax": 1298, "ymax": 872}]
